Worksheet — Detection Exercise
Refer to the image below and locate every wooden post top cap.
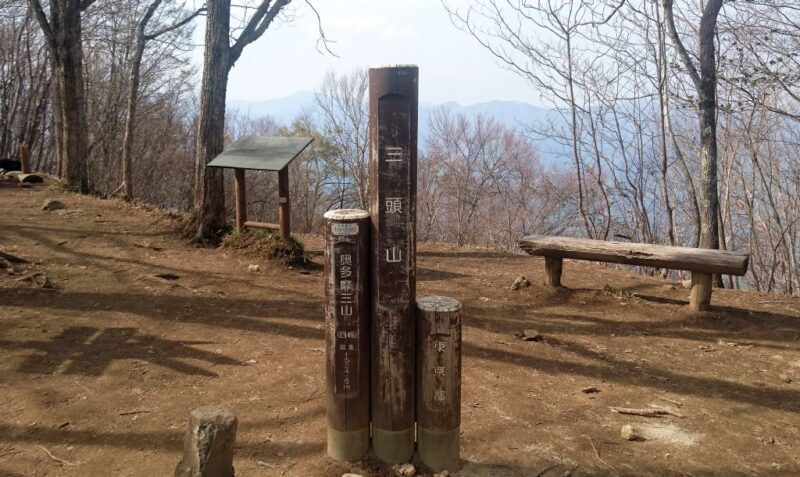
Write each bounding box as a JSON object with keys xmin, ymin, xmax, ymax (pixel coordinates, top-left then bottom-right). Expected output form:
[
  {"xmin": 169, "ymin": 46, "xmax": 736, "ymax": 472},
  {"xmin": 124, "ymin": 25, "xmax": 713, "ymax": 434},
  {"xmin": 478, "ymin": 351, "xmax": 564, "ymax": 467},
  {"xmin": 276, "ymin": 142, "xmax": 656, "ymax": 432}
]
[
  {"xmin": 323, "ymin": 209, "xmax": 370, "ymax": 221},
  {"xmin": 417, "ymin": 296, "xmax": 462, "ymax": 313}
]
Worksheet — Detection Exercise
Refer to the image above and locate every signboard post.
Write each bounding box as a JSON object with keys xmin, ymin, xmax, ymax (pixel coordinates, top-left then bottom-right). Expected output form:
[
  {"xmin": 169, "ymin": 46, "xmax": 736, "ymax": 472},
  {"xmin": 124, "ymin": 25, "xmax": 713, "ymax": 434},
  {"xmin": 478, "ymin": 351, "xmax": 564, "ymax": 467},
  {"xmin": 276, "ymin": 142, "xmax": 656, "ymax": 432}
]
[
  {"xmin": 324, "ymin": 209, "xmax": 371, "ymax": 461},
  {"xmin": 368, "ymin": 65, "xmax": 419, "ymax": 463}
]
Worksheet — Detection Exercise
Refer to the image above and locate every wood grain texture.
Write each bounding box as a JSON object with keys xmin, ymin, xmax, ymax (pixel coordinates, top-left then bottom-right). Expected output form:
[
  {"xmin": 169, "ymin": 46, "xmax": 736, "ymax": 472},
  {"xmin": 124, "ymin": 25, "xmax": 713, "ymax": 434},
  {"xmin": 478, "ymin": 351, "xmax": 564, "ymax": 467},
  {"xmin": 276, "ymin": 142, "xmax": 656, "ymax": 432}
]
[
  {"xmin": 544, "ymin": 256, "xmax": 563, "ymax": 287},
  {"xmin": 368, "ymin": 65, "xmax": 418, "ymax": 464},
  {"xmin": 416, "ymin": 295, "xmax": 462, "ymax": 472},
  {"xmin": 324, "ymin": 211, "xmax": 370, "ymax": 461},
  {"xmin": 234, "ymin": 169, "xmax": 246, "ymax": 232},
  {"xmin": 690, "ymin": 272, "xmax": 713, "ymax": 311},
  {"xmin": 519, "ymin": 235, "xmax": 748, "ymax": 275}
]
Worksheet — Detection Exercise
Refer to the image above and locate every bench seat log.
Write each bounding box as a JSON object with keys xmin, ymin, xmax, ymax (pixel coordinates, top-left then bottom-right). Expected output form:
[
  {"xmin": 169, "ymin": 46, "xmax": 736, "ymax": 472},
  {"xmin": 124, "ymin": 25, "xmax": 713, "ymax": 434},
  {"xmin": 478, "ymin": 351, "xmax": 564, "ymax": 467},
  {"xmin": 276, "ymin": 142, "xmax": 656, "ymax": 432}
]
[
  {"xmin": 518, "ymin": 235, "xmax": 749, "ymax": 312},
  {"xmin": 519, "ymin": 235, "xmax": 749, "ymax": 276}
]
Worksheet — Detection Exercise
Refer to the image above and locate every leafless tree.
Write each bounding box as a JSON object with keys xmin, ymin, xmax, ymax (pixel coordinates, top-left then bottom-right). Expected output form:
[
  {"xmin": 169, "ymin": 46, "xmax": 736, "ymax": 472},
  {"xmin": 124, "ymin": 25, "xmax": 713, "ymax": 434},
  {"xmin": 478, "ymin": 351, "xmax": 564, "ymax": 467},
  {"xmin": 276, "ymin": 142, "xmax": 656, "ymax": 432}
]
[{"xmin": 28, "ymin": 0, "xmax": 95, "ymax": 191}]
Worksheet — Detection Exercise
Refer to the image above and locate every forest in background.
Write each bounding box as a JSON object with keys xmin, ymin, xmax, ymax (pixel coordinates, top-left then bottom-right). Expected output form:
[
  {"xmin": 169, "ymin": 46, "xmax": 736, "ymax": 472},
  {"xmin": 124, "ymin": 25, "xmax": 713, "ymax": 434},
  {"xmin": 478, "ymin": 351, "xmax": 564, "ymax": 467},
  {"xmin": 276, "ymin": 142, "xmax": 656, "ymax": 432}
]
[{"xmin": 1, "ymin": 0, "xmax": 798, "ymax": 294}]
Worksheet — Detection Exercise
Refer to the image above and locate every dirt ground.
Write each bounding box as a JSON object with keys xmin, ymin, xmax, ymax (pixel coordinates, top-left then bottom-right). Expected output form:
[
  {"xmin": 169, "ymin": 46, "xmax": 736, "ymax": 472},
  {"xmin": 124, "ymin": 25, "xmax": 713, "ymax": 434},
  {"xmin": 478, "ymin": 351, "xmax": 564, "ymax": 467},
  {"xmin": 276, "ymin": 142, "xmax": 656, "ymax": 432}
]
[{"xmin": 1, "ymin": 183, "xmax": 799, "ymax": 477}]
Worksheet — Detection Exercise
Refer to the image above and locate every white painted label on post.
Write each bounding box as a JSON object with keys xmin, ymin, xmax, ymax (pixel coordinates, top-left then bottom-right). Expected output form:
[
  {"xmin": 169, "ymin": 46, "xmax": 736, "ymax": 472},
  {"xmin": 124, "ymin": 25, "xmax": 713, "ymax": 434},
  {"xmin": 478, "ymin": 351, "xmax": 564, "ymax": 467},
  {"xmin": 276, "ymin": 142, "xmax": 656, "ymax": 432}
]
[{"xmin": 332, "ymin": 223, "xmax": 359, "ymax": 236}]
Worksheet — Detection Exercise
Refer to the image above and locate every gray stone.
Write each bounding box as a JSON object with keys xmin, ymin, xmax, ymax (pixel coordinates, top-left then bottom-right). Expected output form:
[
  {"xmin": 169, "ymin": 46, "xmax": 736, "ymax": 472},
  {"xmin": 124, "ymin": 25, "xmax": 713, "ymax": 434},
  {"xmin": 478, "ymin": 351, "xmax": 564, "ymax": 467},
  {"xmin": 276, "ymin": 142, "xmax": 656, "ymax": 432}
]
[
  {"xmin": 393, "ymin": 463, "xmax": 416, "ymax": 476},
  {"xmin": 521, "ymin": 329, "xmax": 543, "ymax": 341},
  {"xmin": 621, "ymin": 424, "xmax": 642, "ymax": 441},
  {"xmin": 41, "ymin": 199, "xmax": 66, "ymax": 211},
  {"xmin": 510, "ymin": 275, "xmax": 532, "ymax": 291},
  {"xmin": 175, "ymin": 405, "xmax": 237, "ymax": 477}
]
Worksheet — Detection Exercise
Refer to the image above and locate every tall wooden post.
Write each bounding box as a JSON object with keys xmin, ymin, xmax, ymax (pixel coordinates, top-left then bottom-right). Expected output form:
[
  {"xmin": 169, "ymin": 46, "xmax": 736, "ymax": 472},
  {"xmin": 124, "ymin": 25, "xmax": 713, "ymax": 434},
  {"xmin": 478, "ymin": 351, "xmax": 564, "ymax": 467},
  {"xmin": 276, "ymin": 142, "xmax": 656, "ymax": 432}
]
[
  {"xmin": 234, "ymin": 169, "xmax": 247, "ymax": 233},
  {"xmin": 368, "ymin": 64, "xmax": 418, "ymax": 464},
  {"xmin": 416, "ymin": 296, "xmax": 462, "ymax": 472},
  {"xmin": 278, "ymin": 167, "xmax": 290, "ymax": 241},
  {"xmin": 324, "ymin": 209, "xmax": 371, "ymax": 461}
]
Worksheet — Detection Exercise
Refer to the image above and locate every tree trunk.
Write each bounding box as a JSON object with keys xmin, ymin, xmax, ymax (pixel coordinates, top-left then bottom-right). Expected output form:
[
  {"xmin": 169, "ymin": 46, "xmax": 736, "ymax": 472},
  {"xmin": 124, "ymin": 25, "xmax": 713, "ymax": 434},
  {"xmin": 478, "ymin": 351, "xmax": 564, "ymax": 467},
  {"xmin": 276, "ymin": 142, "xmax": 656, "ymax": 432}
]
[
  {"xmin": 663, "ymin": 0, "xmax": 723, "ymax": 252},
  {"xmin": 121, "ymin": 0, "xmax": 162, "ymax": 201},
  {"xmin": 30, "ymin": 0, "xmax": 89, "ymax": 191},
  {"xmin": 185, "ymin": 0, "xmax": 231, "ymax": 243},
  {"xmin": 121, "ymin": 33, "xmax": 145, "ymax": 200}
]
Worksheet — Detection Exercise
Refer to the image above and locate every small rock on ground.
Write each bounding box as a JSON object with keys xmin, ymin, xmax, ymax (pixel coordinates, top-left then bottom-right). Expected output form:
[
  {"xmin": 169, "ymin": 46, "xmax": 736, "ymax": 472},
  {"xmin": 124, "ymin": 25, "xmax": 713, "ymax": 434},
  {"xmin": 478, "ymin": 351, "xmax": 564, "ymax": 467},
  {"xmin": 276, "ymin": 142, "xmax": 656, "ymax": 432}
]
[
  {"xmin": 41, "ymin": 199, "xmax": 65, "ymax": 211},
  {"xmin": 521, "ymin": 329, "xmax": 543, "ymax": 341},
  {"xmin": 621, "ymin": 424, "xmax": 642, "ymax": 441},
  {"xmin": 247, "ymin": 264, "xmax": 260, "ymax": 272},
  {"xmin": 510, "ymin": 275, "xmax": 532, "ymax": 290},
  {"xmin": 779, "ymin": 374, "xmax": 792, "ymax": 383},
  {"xmin": 393, "ymin": 463, "xmax": 416, "ymax": 476}
]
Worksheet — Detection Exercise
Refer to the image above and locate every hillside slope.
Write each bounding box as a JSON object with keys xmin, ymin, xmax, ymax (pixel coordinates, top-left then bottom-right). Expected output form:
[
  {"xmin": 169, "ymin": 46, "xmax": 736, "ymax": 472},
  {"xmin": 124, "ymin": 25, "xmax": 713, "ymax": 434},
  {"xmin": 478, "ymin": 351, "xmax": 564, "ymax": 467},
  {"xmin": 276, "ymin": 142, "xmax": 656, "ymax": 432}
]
[{"xmin": 1, "ymin": 184, "xmax": 799, "ymax": 476}]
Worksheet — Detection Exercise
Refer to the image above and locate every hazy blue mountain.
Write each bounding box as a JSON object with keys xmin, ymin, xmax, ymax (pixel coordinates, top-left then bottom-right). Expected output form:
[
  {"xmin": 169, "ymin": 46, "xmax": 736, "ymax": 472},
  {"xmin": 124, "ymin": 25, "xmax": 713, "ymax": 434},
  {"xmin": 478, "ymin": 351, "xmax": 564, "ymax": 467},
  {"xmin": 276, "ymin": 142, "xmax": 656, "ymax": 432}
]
[
  {"xmin": 228, "ymin": 91, "xmax": 316, "ymax": 122},
  {"xmin": 227, "ymin": 91, "xmax": 567, "ymax": 162}
]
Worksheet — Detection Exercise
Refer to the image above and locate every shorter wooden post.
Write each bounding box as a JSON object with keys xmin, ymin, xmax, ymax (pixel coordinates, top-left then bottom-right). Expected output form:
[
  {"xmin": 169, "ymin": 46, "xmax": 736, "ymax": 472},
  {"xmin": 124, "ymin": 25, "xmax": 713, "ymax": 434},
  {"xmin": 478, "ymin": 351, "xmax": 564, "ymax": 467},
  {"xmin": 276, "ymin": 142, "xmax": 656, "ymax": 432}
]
[
  {"xmin": 278, "ymin": 167, "xmax": 290, "ymax": 241},
  {"xmin": 174, "ymin": 405, "xmax": 237, "ymax": 477},
  {"xmin": 324, "ymin": 209, "xmax": 371, "ymax": 461},
  {"xmin": 417, "ymin": 295, "xmax": 462, "ymax": 473},
  {"xmin": 689, "ymin": 271, "xmax": 712, "ymax": 311},
  {"xmin": 544, "ymin": 256, "xmax": 563, "ymax": 287},
  {"xmin": 234, "ymin": 169, "xmax": 247, "ymax": 233}
]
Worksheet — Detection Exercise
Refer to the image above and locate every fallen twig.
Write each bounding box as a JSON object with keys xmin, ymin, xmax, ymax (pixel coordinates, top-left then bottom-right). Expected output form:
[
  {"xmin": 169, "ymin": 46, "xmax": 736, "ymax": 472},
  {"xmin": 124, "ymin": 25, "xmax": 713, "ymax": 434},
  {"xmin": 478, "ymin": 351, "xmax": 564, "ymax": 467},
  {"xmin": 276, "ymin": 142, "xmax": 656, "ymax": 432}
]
[
  {"xmin": 655, "ymin": 394, "xmax": 684, "ymax": 407},
  {"xmin": 118, "ymin": 409, "xmax": 151, "ymax": 416},
  {"xmin": 610, "ymin": 406, "xmax": 685, "ymax": 418},
  {"xmin": 586, "ymin": 436, "xmax": 615, "ymax": 472},
  {"xmin": 15, "ymin": 272, "xmax": 51, "ymax": 288},
  {"xmin": 37, "ymin": 445, "xmax": 76, "ymax": 466}
]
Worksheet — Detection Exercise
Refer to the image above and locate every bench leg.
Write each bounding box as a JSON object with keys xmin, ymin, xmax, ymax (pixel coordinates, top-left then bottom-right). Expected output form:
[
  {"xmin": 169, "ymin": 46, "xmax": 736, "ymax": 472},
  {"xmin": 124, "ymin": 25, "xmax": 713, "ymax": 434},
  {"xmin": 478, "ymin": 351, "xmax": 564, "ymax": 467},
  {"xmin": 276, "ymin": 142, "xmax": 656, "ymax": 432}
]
[
  {"xmin": 689, "ymin": 272, "xmax": 712, "ymax": 311},
  {"xmin": 544, "ymin": 256, "xmax": 563, "ymax": 287}
]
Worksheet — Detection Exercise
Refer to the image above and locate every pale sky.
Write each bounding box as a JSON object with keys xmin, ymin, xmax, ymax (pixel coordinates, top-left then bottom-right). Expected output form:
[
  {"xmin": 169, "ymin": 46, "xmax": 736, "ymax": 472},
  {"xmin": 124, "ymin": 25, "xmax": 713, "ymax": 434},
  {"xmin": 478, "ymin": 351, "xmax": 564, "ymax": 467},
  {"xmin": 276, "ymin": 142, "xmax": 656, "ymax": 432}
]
[{"xmin": 191, "ymin": 0, "xmax": 541, "ymax": 106}]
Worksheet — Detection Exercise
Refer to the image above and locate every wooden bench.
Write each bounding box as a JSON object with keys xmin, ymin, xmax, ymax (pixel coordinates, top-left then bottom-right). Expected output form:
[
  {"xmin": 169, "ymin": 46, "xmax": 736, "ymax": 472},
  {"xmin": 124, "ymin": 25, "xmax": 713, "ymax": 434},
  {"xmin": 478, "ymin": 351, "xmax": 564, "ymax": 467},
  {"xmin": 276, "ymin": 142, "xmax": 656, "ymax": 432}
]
[{"xmin": 518, "ymin": 235, "xmax": 749, "ymax": 311}]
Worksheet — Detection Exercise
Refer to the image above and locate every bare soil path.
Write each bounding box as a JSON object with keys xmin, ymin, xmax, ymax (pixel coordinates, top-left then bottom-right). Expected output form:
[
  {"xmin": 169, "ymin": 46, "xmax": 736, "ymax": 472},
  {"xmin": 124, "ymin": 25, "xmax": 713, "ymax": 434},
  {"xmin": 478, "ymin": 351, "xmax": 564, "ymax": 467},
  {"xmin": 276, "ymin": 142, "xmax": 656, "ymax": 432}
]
[{"xmin": 1, "ymin": 184, "xmax": 799, "ymax": 476}]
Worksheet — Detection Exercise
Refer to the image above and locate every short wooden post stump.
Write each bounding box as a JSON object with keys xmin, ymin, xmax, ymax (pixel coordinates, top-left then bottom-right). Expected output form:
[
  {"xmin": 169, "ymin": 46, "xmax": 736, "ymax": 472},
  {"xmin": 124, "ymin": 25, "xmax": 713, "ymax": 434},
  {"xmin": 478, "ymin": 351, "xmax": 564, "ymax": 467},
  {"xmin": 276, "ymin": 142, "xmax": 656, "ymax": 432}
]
[
  {"xmin": 416, "ymin": 295, "xmax": 462, "ymax": 472},
  {"xmin": 174, "ymin": 405, "xmax": 237, "ymax": 477}
]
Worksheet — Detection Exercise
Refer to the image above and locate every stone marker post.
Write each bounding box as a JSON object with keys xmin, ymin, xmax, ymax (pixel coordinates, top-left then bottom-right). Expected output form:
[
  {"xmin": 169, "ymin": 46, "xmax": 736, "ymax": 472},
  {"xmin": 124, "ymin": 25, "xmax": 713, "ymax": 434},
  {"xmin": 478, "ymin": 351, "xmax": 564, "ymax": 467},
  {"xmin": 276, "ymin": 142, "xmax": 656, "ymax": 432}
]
[
  {"xmin": 368, "ymin": 64, "xmax": 419, "ymax": 464},
  {"xmin": 416, "ymin": 296, "xmax": 462, "ymax": 472},
  {"xmin": 324, "ymin": 209, "xmax": 371, "ymax": 461},
  {"xmin": 174, "ymin": 405, "xmax": 237, "ymax": 477}
]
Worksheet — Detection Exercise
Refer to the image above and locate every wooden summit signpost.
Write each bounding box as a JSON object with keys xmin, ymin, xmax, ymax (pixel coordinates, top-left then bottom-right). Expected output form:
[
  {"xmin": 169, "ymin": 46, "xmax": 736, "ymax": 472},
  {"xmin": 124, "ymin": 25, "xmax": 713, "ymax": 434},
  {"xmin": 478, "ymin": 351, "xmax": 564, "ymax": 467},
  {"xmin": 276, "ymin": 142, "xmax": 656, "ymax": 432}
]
[
  {"xmin": 324, "ymin": 65, "xmax": 462, "ymax": 472},
  {"xmin": 369, "ymin": 65, "xmax": 418, "ymax": 463}
]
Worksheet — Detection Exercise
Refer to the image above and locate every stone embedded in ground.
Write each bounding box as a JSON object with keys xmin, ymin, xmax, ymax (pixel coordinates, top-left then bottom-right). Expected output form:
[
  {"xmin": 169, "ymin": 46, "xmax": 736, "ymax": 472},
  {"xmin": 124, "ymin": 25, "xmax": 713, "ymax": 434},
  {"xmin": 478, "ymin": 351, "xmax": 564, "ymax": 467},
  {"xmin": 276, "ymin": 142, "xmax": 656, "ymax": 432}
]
[
  {"xmin": 393, "ymin": 463, "xmax": 416, "ymax": 476},
  {"xmin": 247, "ymin": 264, "xmax": 260, "ymax": 273},
  {"xmin": 510, "ymin": 275, "xmax": 532, "ymax": 291},
  {"xmin": 581, "ymin": 386, "xmax": 600, "ymax": 394},
  {"xmin": 521, "ymin": 329, "xmax": 543, "ymax": 341},
  {"xmin": 779, "ymin": 374, "xmax": 792, "ymax": 383},
  {"xmin": 621, "ymin": 425, "xmax": 641, "ymax": 441},
  {"xmin": 174, "ymin": 405, "xmax": 237, "ymax": 477},
  {"xmin": 41, "ymin": 199, "xmax": 65, "ymax": 211}
]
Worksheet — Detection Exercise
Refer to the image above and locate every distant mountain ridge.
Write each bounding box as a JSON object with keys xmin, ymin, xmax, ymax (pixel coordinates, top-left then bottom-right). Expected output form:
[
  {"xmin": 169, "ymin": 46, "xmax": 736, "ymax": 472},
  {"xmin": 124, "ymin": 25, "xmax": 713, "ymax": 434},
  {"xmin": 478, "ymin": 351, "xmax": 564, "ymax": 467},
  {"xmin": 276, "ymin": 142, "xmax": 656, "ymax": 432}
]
[{"xmin": 227, "ymin": 91, "xmax": 567, "ymax": 162}]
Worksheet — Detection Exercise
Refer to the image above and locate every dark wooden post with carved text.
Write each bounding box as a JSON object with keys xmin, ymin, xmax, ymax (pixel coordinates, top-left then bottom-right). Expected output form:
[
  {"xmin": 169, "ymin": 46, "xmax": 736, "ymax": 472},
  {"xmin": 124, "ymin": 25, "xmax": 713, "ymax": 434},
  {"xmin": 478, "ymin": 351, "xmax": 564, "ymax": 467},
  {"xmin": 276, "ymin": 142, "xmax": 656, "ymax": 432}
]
[
  {"xmin": 416, "ymin": 296, "xmax": 462, "ymax": 472},
  {"xmin": 368, "ymin": 65, "xmax": 418, "ymax": 464},
  {"xmin": 324, "ymin": 209, "xmax": 371, "ymax": 461}
]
